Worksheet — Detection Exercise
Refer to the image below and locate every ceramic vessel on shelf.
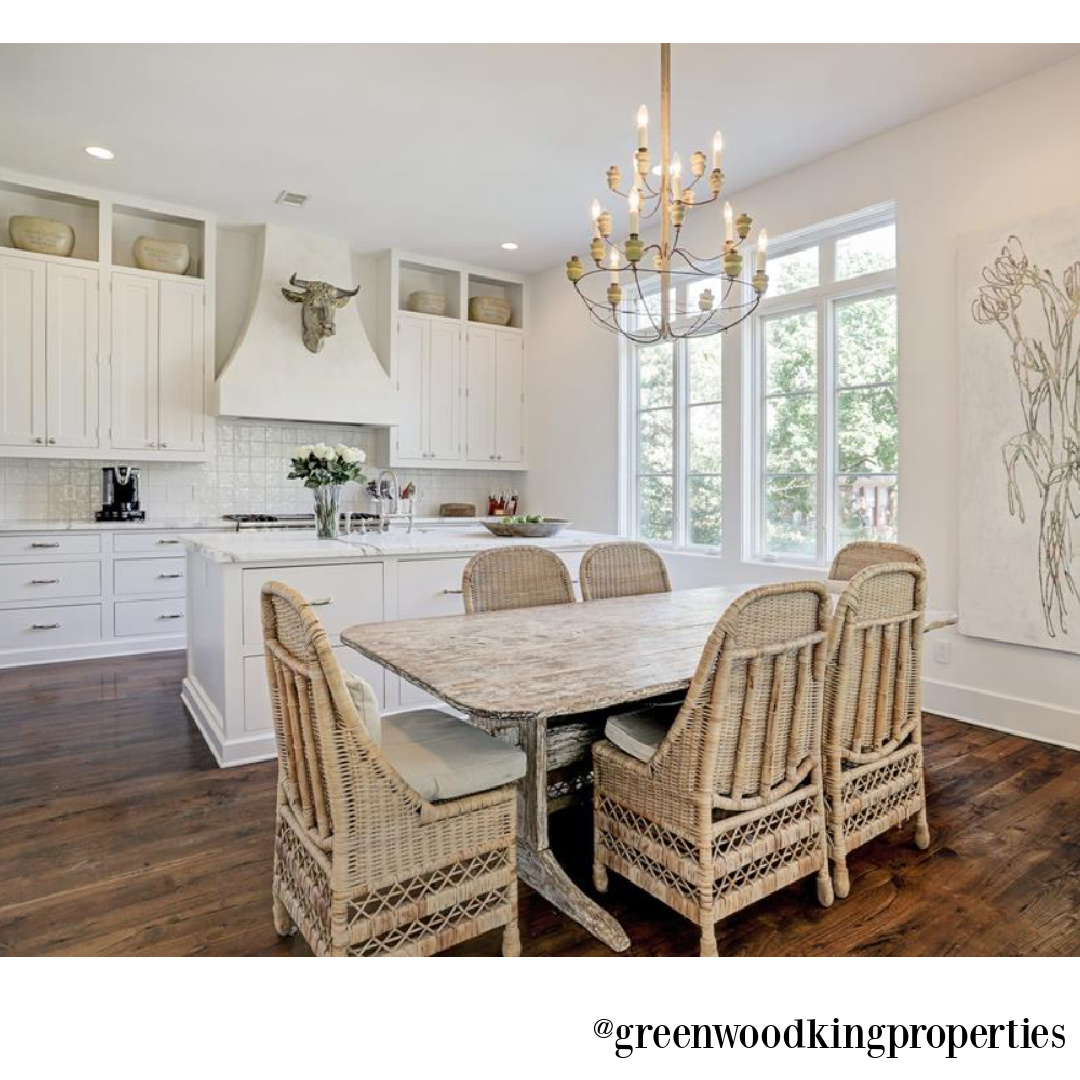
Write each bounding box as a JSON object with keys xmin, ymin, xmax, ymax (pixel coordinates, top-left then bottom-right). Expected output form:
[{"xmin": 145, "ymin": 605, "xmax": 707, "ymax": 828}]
[
  {"xmin": 133, "ymin": 236, "xmax": 191, "ymax": 275},
  {"xmin": 469, "ymin": 295, "xmax": 512, "ymax": 326},
  {"xmin": 9, "ymin": 216, "xmax": 75, "ymax": 257},
  {"xmin": 408, "ymin": 290, "xmax": 447, "ymax": 316}
]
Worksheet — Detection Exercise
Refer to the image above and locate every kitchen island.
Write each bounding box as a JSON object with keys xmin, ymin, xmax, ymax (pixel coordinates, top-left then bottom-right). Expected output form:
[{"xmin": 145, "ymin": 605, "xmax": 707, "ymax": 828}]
[{"xmin": 181, "ymin": 526, "xmax": 614, "ymax": 765}]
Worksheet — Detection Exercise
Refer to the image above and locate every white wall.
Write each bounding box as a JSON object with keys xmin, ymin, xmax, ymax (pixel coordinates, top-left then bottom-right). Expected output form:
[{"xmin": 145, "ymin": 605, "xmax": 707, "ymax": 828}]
[{"xmin": 524, "ymin": 54, "xmax": 1080, "ymax": 748}]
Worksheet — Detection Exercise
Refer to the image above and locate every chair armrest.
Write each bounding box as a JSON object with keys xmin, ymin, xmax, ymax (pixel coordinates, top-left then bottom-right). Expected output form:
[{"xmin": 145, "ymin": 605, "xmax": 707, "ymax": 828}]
[{"xmin": 418, "ymin": 782, "xmax": 517, "ymax": 826}]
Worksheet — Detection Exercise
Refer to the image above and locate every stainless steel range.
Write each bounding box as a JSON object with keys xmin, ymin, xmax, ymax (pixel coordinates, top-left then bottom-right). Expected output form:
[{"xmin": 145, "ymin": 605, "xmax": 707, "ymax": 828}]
[{"xmin": 223, "ymin": 513, "xmax": 385, "ymax": 533}]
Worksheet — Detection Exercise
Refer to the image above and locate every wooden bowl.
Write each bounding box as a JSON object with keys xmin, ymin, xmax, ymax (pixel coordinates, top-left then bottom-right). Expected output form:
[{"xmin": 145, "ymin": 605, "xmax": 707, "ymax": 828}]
[
  {"xmin": 9, "ymin": 216, "xmax": 75, "ymax": 257},
  {"xmin": 482, "ymin": 518, "xmax": 570, "ymax": 538},
  {"xmin": 469, "ymin": 295, "xmax": 512, "ymax": 326}
]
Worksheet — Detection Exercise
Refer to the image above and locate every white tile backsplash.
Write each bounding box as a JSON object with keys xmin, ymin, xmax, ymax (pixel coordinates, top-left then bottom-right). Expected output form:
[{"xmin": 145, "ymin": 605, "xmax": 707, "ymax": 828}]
[{"xmin": 0, "ymin": 419, "xmax": 521, "ymax": 522}]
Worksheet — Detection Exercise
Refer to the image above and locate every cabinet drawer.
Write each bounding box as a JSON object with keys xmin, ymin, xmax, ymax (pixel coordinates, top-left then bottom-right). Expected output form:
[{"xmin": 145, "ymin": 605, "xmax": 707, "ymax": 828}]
[
  {"xmin": 0, "ymin": 603, "xmax": 102, "ymax": 650},
  {"xmin": 242, "ymin": 562, "xmax": 384, "ymax": 649},
  {"xmin": 113, "ymin": 532, "xmax": 188, "ymax": 554},
  {"xmin": 114, "ymin": 556, "xmax": 186, "ymax": 595},
  {"xmin": 0, "ymin": 559, "xmax": 101, "ymax": 603},
  {"xmin": 243, "ymin": 647, "xmax": 386, "ymax": 734},
  {"xmin": 114, "ymin": 597, "xmax": 186, "ymax": 637},
  {"xmin": 398, "ymin": 557, "xmax": 472, "ymax": 619},
  {"xmin": 0, "ymin": 533, "xmax": 101, "ymax": 558}
]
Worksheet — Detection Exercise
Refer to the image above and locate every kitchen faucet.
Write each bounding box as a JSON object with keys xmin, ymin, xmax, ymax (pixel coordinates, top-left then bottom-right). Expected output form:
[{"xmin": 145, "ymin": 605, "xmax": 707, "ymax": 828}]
[{"xmin": 377, "ymin": 468, "xmax": 413, "ymax": 533}]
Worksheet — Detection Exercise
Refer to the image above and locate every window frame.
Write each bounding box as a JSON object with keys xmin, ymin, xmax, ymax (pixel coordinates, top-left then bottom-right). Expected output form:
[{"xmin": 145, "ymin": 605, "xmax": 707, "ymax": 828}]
[
  {"xmin": 620, "ymin": 301, "xmax": 725, "ymax": 553},
  {"xmin": 745, "ymin": 204, "xmax": 898, "ymax": 567}
]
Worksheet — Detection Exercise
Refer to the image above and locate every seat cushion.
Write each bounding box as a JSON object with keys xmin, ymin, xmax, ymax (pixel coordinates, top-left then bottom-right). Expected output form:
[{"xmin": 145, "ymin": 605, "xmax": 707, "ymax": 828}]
[
  {"xmin": 382, "ymin": 710, "xmax": 527, "ymax": 802},
  {"xmin": 605, "ymin": 700, "xmax": 681, "ymax": 763},
  {"xmin": 343, "ymin": 672, "xmax": 381, "ymax": 746}
]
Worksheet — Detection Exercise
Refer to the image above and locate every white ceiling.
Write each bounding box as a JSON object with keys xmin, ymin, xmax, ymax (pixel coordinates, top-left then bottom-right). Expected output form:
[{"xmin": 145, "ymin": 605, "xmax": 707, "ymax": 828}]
[{"xmin": 1, "ymin": 44, "xmax": 1077, "ymax": 273}]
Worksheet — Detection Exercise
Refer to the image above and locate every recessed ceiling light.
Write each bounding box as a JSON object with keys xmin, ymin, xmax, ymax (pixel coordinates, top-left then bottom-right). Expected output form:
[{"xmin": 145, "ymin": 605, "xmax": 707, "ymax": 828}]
[
  {"xmin": 500, "ymin": 242, "xmax": 519, "ymax": 251},
  {"xmin": 85, "ymin": 146, "xmax": 115, "ymax": 160},
  {"xmin": 276, "ymin": 190, "xmax": 310, "ymax": 208}
]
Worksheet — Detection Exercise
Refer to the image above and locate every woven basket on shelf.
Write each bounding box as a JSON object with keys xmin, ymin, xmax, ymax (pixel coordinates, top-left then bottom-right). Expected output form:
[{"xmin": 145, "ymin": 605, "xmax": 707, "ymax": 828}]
[{"xmin": 440, "ymin": 502, "xmax": 476, "ymax": 517}]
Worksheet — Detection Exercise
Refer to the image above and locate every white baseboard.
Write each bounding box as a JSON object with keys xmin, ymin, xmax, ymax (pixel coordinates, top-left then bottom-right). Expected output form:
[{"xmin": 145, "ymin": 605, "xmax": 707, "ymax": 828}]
[
  {"xmin": 180, "ymin": 675, "xmax": 276, "ymax": 768},
  {"xmin": 0, "ymin": 635, "xmax": 185, "ymax": 670},
  {"xmin": 922, "ymin": 677, "xmax": 1080, "ymax": 753}
]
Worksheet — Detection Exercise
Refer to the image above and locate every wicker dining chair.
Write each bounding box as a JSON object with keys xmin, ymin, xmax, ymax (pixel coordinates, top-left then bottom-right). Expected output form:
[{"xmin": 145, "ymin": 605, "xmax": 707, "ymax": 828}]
[
  {"xmin": 262, "ymin": 581, "xmax": 523, "ymax": 957},
  {"xmin": 829, "ymin": 540, "xmax": 925, "ymax": 581},
  {"xmin": 592, "ymin": 581, "xmax": 833, "ymax": 957},
  {"xmin": 580, "ymin": 541, "xmax": 672, "ymax": 601},
  {"xmin": 823, "ymin": 561, "xmax": 929, "ymax": 899},
  {"xmin": 462, "ymin": 545, "xmax": 575, "ymax": 614}
]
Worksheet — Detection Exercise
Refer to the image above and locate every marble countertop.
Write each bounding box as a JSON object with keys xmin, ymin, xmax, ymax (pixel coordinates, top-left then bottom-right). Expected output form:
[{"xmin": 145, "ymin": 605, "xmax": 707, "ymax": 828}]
[
  {"xmin": 184, "ymin": 526, "xmax": 615, "ymax": 564},
  {"xmin": 0, "ymin": 518, "xmax": 233, "ymax": 533}
]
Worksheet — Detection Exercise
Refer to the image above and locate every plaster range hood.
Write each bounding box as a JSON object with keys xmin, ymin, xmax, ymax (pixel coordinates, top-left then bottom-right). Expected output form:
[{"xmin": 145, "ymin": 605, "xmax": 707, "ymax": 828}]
[{"xmin": 215, "ymin": 224, "xmax": 401, "ymax": 426}]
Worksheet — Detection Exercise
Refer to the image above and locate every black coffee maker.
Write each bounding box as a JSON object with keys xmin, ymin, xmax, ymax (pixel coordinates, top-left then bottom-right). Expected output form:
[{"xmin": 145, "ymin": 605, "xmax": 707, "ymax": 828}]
[{"xmin": 97, "ymin": 465, "xmax": 145, "ymax": 521}]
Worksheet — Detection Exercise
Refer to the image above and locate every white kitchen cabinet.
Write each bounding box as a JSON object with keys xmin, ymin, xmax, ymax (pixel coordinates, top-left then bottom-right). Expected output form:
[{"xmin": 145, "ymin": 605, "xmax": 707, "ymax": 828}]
[
  {"xmin": 46, "ymin": 262, "xmax": 99, "ymax": 449},
  {"xmin": 390, "ymin": 313, "xmax": 461, "ymax": 465},
  {"xmin": 465, "ymin": 326, "xmax": 525, "ymax": 466},
  {"xmin": 110, "ymin": 272, "xmax": 158, "ymax": 451},
  {"xmin": 0, "ymin": 254, "xmax": 46, "ymax": 448},
  {"xmin": 157, "ymin": 278, "xmax": 205, "ymax": 452},
  {"xmin": 494, "ymin": 331, "xmax": 525, "ymax": 465},
  {"xmin": 111, "ymin": 272, "xmax": 205, "ymax": 455}
]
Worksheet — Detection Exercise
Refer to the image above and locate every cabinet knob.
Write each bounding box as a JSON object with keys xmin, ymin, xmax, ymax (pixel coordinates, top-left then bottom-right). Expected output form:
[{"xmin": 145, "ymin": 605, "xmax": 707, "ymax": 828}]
[
  {"xmin": 47, "ymin": 437, "xmax": 56, "ymax": 445},
  {"xmin": 146, "ymin": 441, "xmax": 155, "ymax": 448},
  {"xmin": 33, "ymin": 437, "xmax": 44, "ymax": 444},
  {"xmin": 160, "ymin": 442, "xmax": 168, "ymax": 448}
]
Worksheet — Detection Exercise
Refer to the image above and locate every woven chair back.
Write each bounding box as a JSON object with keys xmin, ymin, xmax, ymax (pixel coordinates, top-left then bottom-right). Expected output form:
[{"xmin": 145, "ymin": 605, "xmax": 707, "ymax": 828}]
[
  {"xmin": 654, "ymin": 582, "xmax": 830, "ymax": 812},
  {"xmin": 829, "ymin": 540, "xmax": 925, "ymax": 581},
  {"xmin": 825, "ymin": 562, "xmax": 927, "ymax": 765},
  {"xmin": 579, "ymin": 541, "xmax": 671, "ymax": 601},
  {"xmin": 462, "ymin": 545, "xmax": 575, "ymax": 613},
  {"xmin": 260, "ymin": 580, "xmax": 373, "ymax": 845}
]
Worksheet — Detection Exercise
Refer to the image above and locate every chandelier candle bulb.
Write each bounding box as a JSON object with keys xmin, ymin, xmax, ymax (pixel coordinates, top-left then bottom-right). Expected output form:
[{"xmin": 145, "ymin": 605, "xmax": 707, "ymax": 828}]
[
  {"xmin": 724, "ymin": 201, "xmax": 734, "ymax": 243},
  {"xmin": 591, "ymin": 199, "xmax": 602, "ymax": 238},
  {"xmin": 712, "ymin": 130, "xmax": 723, "ymax": 171},
  {"xmin": 690, "ymin": 150, "xmax": 706, "ymax": 177},
  {"xmin": 607, "ymin": 165, "xmax": 621, "ymax": 192},
  {"xmin": 670, "ymin": 153, "xmax": 682, "ymax": 200},
  {"xmin": 628, "ymin": 187, "xmax": 641, "ymax": 235},
  {"xmin": 637, "ymin": 104, "xmax": 649, "ymax": 149},
  {"xmin": 756, "ymin": 229, "xmax": 768, "ymax": 273},
  {"xmin": 736, "ymin": 211, "xmax": 753, "ymax": 240},
  {"xmin": 609, "ymin": 245, "xmax": 620, "ymax": 284}
]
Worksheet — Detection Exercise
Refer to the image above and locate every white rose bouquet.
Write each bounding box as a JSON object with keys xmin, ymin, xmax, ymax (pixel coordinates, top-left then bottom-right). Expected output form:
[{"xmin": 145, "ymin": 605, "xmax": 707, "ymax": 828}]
[
  {"xmin": 288, "ymin": 443, "xmax": 368, "ymax": 489},
  {"xmin": 288, "ymin": 443, "xmax": 368, "ymax": 539}
]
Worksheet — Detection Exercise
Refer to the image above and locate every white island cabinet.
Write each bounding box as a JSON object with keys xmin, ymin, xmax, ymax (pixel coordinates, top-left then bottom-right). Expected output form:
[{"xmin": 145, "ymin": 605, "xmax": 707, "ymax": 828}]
[{"xmin": 181, "ymin": 528, "xmax": 607, "ymax": 767}]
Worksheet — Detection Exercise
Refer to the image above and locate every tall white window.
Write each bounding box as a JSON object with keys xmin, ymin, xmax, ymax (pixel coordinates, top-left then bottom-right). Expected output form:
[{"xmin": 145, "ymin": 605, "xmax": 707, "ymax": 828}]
[
  {"xmin": 748, "ymin": 206, "xmax": 898, "ymax": 564},
  {"xmin": 625, "ymin": 317, "xmax": 724, "ymax": 550}
]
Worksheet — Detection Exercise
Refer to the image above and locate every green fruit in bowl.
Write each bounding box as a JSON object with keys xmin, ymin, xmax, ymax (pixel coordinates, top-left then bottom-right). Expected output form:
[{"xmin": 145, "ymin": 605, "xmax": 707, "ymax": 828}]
[{"xmin": 526, "ymin": 515, "xmax": 543, "ymax": 523}]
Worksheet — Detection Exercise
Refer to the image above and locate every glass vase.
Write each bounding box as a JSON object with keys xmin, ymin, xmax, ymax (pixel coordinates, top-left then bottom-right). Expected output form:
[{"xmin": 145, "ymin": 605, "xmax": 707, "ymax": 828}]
[{"xmin": 313, "ymin": 484, "xmax": 342, "ymax": 539}]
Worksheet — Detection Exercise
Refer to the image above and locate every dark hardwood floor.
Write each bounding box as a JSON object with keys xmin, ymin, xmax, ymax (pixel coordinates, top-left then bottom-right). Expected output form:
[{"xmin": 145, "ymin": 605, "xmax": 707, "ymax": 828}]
[{"xmin": 1, "ymin": 651, "xmax": 1078, "ymax": 956}]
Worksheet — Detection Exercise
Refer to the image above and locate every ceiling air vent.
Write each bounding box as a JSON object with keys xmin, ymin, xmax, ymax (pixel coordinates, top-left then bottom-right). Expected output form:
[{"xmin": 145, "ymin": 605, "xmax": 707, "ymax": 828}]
[{"xmin": 275, "ymin": 190, "xmax": 309, "ymax": 208}]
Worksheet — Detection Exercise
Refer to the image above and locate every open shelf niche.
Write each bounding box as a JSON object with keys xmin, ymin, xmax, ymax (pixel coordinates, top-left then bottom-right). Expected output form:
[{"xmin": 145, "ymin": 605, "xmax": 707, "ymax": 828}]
[
  {"xmin": 397, "ymin": 259, "xmax": 462, "ymax": 319},
  {"xmin": 0, "ymin": 178, "xmax": 100, "ymax": 262},
  {"xmin": 112, "ymin": 203, "xmax": 206, "ymax": 278},
  {"xmin": 467, "ymin": 272, "xmax": 524, "ymax": 329}
]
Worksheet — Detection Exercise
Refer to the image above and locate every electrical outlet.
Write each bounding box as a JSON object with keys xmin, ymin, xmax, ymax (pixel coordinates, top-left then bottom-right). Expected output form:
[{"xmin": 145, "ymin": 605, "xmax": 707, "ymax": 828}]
[{"xmin": 932, "ymin": 639, "xmax": 952, "ymax": 665}]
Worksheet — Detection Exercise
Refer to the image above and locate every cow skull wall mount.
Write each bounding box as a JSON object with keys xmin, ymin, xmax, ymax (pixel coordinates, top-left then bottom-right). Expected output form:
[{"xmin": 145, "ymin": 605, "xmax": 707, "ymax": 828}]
[{"xmin": 281, "ymin": 272, "xmax": 360, "ymax": 354}]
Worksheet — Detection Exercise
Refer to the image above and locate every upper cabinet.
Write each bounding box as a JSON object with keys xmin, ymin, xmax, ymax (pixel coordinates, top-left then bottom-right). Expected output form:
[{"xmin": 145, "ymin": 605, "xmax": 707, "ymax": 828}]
[
  {"xmin": 372, "ymin": 250, "xmax": 527, "ymax": 471},
  {"xmin": 0, "ymin": 167, "xmax": 214, "ymax": 462}
]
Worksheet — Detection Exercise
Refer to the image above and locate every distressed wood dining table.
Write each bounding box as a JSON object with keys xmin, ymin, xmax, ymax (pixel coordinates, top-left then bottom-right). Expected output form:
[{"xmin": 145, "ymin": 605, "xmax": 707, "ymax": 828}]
[{"xmin": 341, "ymin": 584, "xmax": 957, "ymax": 952}]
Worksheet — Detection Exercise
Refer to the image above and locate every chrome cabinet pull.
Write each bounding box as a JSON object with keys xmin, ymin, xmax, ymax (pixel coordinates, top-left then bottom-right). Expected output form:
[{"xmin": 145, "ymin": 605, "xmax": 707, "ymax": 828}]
[
  {"xmin": 157, "ymin": 572, "xmax": 183, "ymax": 579},
  {"xmin": 159, "ymin": 612, "xmax": 184, "ymax": 620},
  {"xmin": 30, "ymin": 541, "xmax": 60, "ymax": 549},
  {"xmin": 29, "ymin": 578, "xmax": 60, "ymax": 585},
  {"xmin": 31, "ymin": 622, "xmax": 61, "ymax": 630},
  {"xmin": 441, "ymin": 588, "xmax": 464, "ymax": 595},
  {"xmin": 309, "ymin": 597, "xmax": 333, "ymax": 606}
]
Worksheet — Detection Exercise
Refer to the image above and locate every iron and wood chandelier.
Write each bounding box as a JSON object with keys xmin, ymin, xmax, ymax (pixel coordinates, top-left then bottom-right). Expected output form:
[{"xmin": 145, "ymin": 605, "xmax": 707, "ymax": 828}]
[{"xmin": 566, "ymin": 43, "xmax": 768, "ymax": 344}]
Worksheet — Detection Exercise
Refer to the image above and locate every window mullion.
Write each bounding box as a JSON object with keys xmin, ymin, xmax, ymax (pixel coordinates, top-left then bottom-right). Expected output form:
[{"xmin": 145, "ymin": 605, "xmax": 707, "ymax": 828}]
[
  {"xmin": 820, "ymin": 294, "xmax": 837, "ymax": 564},
  {"xmin": 673, "ymin": 340, "xmax": 689, "ymax": 549}
]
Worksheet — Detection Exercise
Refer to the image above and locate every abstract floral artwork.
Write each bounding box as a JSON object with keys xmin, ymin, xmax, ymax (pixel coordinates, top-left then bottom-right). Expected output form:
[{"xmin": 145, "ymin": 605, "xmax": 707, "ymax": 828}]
[{"xmin": 958, "ymin": 211, "xmax": 1080, "ymax": 654}]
